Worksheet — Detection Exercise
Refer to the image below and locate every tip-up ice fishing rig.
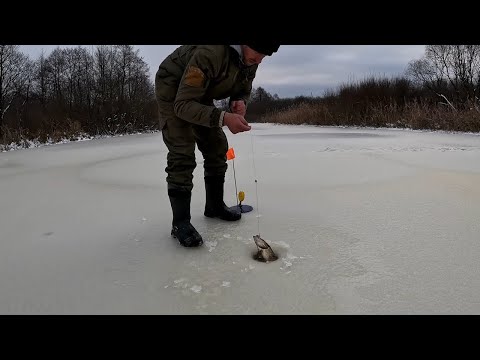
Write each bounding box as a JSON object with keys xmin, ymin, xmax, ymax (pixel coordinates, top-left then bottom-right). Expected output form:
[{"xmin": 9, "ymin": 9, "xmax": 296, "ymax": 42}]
[{"xmin": 226, "ymin": 131, "xmax": 278, "ymax": 262}]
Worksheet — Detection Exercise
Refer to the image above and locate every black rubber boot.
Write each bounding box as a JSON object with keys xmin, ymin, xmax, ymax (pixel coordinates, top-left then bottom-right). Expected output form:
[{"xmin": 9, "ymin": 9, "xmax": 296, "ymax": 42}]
[
  {"xmin": 168, "ymin": 188, "xmax": 203, "ymax": 247},
  {"xmin": 204, "ymin": 175, "xmax": 241, "ymax": 221}
]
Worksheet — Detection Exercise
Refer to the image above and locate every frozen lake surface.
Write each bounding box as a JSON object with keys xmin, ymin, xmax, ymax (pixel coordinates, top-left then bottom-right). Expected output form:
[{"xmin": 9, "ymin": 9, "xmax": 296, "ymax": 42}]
[{"xmin": 1, "ymin": 123, "xmax": 479, "ymax": 314}]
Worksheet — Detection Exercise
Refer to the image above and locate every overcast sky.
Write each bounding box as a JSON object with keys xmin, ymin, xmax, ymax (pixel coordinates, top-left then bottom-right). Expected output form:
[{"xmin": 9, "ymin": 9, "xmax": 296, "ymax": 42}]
[{"xmin": 20, "ymin": 45, "xmax": 426, "ymax": 98}]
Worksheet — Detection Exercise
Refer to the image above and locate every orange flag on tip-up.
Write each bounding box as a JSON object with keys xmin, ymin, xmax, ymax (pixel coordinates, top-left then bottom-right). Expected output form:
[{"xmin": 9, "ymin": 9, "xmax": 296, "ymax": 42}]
[{"xmin": 226, "ymin": 147, "xmax": 236, "ymax": 160}]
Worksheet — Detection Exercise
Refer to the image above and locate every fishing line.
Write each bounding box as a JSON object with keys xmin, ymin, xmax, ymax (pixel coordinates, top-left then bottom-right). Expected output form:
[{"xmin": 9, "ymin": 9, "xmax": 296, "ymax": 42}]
[
  {"xmin": 232, "ymin": 158, "xmax": 239, "ymax": 206},
  {"xmin": 249, "ymin": 127, "xmax": 261, "ymax": 237}
]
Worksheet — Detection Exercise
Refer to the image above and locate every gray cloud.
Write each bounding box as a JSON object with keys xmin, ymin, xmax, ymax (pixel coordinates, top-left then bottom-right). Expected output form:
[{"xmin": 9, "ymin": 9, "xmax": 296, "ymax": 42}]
[{"xmin": 20, "ymin": 45, "xmax": 426, "ymax": 98}]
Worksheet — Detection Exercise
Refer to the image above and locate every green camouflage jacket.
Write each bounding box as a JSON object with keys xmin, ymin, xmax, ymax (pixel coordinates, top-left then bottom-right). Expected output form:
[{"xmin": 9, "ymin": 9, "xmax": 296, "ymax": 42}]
[{"xmin": 155, "ymin": 45, "xmax": 258, "ymax": 128}]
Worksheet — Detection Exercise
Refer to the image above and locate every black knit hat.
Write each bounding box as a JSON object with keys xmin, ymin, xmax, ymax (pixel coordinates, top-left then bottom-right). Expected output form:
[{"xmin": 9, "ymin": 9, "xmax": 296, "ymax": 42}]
[{"xmin": 246, "ymin": 44, "xmax": 280, "ymax": 56}]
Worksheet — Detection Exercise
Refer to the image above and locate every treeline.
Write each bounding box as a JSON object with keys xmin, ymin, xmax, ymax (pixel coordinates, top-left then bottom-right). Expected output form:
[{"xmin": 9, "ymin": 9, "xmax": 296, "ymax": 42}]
[
  {"xmin": 0, "ymin": 45, "xmax": 156, "ymax": 148},
  {"xmin": 2, "ymin": 45, "xmax": 480, "ymax": 151}
]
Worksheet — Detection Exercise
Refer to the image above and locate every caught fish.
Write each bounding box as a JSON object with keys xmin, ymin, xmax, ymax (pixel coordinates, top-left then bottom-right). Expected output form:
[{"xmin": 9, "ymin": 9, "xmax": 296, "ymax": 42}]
[{"xmin": 253, "ymin": 235, "xmax": 278, "ymax": 262}]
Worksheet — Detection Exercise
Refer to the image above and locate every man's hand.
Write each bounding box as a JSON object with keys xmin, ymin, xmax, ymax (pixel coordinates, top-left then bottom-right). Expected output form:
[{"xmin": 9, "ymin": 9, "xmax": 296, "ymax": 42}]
[
  {"xmin": 230, "ymin": 100, "xmax": 246, "ymax": 116},
  {"xmin": 223, "ymin": 112, "xmax": 251, "ymax": 134}
]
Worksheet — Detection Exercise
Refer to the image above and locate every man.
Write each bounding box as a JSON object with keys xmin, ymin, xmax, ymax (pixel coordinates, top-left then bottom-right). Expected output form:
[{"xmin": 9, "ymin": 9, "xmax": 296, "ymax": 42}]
[{"xmin": 155, "ymin": 44, "xmax": 280, "ymax": 248}]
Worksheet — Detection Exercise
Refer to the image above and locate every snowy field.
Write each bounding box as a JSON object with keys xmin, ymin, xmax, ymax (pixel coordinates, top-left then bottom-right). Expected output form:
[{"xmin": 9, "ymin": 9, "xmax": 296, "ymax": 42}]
[{"xmin": 1, "ymin": 123, "xmax": 479, "ymax": 314}]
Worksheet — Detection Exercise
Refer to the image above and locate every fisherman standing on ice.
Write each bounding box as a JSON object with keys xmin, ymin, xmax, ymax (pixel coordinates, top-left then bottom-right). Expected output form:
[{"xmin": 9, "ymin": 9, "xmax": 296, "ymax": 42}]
[{"xmin": 155, "ymin": 44, "xmax": 281, "ymax": 247}]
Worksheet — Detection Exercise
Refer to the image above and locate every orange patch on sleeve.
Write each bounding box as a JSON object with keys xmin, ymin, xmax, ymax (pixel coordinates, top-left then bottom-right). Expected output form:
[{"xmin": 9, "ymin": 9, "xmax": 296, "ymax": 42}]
[{"xmin": 183, "ymin": 65, "xmax": 206, "ymax": 87}]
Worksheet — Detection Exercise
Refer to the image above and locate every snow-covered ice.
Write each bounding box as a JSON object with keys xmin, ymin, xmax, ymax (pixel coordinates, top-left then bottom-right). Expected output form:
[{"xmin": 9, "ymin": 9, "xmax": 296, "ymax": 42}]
[{"xmin": 1, "ymin": 123, "xmax": 480, "ymax": 314}]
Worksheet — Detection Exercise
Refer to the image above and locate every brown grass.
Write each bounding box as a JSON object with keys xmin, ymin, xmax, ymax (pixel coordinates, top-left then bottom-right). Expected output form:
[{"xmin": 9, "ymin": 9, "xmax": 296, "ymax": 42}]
[
  {"xmin": 0, "ymin": 119, "xmax": 87, "ymax": 152},
  {"xmin": 261, "ymin": 99, "xmax": 480, "ymax": 132},
  {"xmin": 261, "ymin": 75, "xmax": 480, "ymax": 133}
]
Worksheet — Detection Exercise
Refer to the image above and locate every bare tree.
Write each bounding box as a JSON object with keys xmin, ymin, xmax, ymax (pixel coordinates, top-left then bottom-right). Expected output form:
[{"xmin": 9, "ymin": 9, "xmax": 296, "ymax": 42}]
[
  {"xmin": 34, "ymin": 49, "xmax": 50, "ymax": 109},
  {"xmin": 45, "ymin": 47, "xmax": 67, "ymax": 105},
  {"xmin": 114, "ymin": 45, "xmax": 136, "ymax": 112},
  {"xmin": 0, "ymin": 45, "xmax": 31, "ymax": 126},
  {"xmin": 406, "ymin": 45, "xmax": 480, "ymax": 104},
  {"xmin": 251, "ymin": 86, "xmax": 273, "ymax": 103},
  {"xmin": 15, "ymin": 57, "xmax": 35, "ymax": 128},
  {"xmin": 93, "ymin": 45, "xmax": 118, "ymax": 122}
]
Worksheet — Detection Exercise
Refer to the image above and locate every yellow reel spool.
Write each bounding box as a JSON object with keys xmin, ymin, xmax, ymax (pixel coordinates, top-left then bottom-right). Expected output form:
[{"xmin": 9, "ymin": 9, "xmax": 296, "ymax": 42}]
[{"xmin": 238, "ymin": 191, "xmax": 245, "ymax": 202}]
